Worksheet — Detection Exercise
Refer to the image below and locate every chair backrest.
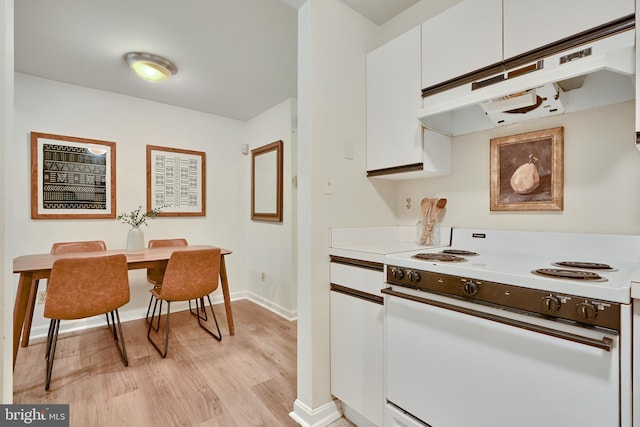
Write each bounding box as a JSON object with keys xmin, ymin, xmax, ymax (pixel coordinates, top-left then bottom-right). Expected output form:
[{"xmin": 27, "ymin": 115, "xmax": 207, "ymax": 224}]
[
  {"xmin": 51, "ymin": 240, "xmax": 107, "ymax": 254},
  {"xmin": 148, "ymin": 239, "xmax": 188, "ymax": 249},
  {"xmin": 147, "ymin": 239, "xmax": 188, "ymax": 285},
  {"xmin": 158, "ymin": 248, "xmax": 221, "ymax": 302},
  {"xmin": 44, "ymin": 254, "xmax": 130, "ymax": 320}
]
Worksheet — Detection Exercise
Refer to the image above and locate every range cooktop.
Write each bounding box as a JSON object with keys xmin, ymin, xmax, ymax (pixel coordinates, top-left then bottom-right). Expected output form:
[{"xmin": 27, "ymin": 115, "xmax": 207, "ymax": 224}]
[{"xmin": 384, "ymin": 228, "xmax": 640, "ymax": 303}]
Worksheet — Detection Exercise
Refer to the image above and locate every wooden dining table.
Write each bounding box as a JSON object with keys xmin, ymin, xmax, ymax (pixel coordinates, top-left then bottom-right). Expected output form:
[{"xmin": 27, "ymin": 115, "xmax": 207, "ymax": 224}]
[{"xmin": 12, "ymin": 245, "xmax": 233, "ymax": 367}]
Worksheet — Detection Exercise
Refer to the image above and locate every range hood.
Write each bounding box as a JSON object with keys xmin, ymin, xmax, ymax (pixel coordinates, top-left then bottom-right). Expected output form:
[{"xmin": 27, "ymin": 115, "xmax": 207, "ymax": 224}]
[{"xmin": 418, "ymin": 27, "xmax": 635, "ymax": 137}]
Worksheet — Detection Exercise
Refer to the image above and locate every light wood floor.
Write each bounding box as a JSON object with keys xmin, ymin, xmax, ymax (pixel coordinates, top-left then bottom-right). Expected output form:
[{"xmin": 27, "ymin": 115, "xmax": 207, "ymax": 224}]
[{"xmin": 13, "ymin": 299, "xmax": 352, "ymax": 427}]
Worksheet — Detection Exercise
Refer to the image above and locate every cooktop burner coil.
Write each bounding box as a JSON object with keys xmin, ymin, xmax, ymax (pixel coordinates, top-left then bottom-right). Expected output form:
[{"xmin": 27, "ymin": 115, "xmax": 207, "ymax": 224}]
[
  {"xmin": 553, "ymin": 261, "xmax": 614, "ymax": 271},
  {"xmin": 440, "ymin": 249, "xmax": 478, "ymax": 256},
  {"xmin": 532, "ymin": 268, "xmax": 606, "ymax": 281},
  {"xmin": 412, "ymin": 253, "xmax": 467, "ymax": 262}
]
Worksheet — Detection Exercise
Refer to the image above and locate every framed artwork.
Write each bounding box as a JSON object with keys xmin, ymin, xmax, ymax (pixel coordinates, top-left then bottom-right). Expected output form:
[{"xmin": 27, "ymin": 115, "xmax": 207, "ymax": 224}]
[
  {"xmin": 490, "ymin": 127, "xmax": 564, "ymax": 211},
  {"xmin": 146, "ymin": 145, "xmax": 206, "ymax": 217},
  {"xmin": 251, "ymin": 140, "xmax": 283, "ymax": 222},
  {"xmin": 31, "ymin": 132, "xmax": 116, "ymax": 219}
]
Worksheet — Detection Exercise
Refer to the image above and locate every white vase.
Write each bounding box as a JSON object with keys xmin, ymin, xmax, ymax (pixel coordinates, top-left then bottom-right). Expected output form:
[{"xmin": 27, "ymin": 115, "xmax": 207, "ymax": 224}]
[{"xmin": 126, "ymin": 226, "xmax": 145, "ymax": 253}]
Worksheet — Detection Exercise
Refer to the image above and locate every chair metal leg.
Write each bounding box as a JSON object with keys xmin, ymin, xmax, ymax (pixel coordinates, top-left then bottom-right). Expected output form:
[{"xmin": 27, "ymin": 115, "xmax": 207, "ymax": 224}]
[
  {"xmin": 44, "ymin": 319, "xmax": 60, "ymax": 391},
  {"xmin": 147, "ymin": 300, "xmax": 171, "ymax": 358},
  {"xmin": 45, "ymin": 319, "xmax": 55, "ymax": 360},
  {"xmin": 146, "ymin": 295, "xmax": 154, "ymax": 322},
  {"xmin": 146, "ymin": 294, "xmax": 162, "ymax": 325},
  {"xmin": 189, "ymin": 298, "xmax": 207, "ymax": 320},
  {"xmin": 147, "ymin": 298, "xmax": 162, "ymax": 332},
  {"xmin": 107, "ymin": 311, "xmax": 117, "ymax": 340},
  {"xmin": 195, "ymin": 295, "xmax": 222, "ymax": 341},
  {"xmin": 45, "ymin": 311, "xmax": 127, "ymax": 391},
  {"xmin": 107, "ymin": 310, "xmax": 128, "ymax": 367}
]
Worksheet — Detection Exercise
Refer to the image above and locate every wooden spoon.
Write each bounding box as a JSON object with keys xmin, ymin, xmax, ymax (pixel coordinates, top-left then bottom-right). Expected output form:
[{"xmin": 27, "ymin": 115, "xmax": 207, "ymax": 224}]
[
  {"xmin": 429, "ymin": 198, "xmax": 447, "ymax": 222},
  {"xmin": 424, "ymin": 198, "xmax": 447, "ymax": 245},
  {"xmin": 419, "ymin": 198, "xmax": 431, "ymax": 244}
]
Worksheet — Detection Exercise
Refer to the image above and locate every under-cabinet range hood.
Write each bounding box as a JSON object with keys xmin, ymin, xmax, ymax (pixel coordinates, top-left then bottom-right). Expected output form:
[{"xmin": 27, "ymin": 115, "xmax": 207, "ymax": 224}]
[{"xmin": 418, "ymin": 24, "xmax": 635, "ymax": 137}]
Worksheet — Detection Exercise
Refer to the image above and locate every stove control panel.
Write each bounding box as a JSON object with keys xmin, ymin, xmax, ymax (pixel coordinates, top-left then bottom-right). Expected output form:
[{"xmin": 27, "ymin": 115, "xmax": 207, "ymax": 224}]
[{"xmin": 386, "ymin": 265, "xmax": 620, "ymax": 331}]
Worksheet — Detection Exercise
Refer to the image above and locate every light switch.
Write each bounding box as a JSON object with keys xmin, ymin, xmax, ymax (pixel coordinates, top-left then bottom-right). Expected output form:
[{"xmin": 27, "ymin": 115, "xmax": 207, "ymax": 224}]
[{"xmin": 324, "ymin": 176, "xmax": 334, "ymax": 195}]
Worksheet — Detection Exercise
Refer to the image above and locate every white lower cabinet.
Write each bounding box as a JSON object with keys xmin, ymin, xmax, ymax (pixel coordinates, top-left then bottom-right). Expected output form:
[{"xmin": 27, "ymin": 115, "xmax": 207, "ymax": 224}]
[{"xmin": 330, "ymin": 261, "xmax": 384, "ymax": 426}]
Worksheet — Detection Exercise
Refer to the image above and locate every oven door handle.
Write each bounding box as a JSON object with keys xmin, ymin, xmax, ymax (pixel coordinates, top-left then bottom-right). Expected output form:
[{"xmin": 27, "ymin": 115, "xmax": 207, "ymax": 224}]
[{"xmin": 381, "ymin": 288, "xmax": 615, "ymax": 352}]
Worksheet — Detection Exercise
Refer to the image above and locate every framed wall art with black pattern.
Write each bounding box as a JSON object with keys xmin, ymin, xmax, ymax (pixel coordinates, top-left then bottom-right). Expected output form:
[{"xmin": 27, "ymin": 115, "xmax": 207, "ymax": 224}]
[{"xmin": 30, "ymin": 132, "xmax": 116, "ymax": 219}]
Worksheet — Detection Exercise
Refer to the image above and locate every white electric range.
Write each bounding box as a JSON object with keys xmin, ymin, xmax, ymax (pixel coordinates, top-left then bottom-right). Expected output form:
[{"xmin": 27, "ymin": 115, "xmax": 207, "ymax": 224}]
[{"xmin": 383, "ymin": 228, "xmax": 640, "ymax": 427}]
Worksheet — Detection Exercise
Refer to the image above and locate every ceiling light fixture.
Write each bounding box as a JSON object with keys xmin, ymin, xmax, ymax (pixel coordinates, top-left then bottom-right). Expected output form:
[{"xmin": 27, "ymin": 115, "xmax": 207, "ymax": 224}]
[{"xmin": 123, "ymin": 52, "xmax": 178, "ymax": 82}]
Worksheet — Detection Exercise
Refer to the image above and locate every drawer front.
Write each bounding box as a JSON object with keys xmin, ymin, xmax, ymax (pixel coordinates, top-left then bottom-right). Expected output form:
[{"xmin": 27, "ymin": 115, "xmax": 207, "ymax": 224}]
[{"xmin": 330, "ymin": 261, "xmax": 384, "ymax": 296}]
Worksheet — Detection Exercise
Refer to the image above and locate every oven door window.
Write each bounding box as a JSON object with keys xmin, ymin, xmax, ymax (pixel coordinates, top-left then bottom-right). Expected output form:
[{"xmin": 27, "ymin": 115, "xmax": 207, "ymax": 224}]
[{"xmin": 386, "ymin": 295, "xmax": 620, "ymax": 427}]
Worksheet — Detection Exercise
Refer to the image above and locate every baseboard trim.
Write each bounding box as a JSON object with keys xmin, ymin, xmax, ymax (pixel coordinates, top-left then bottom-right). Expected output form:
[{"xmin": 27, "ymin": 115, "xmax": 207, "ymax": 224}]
[
  {"xmin": 26, "ymin": 290, "xmax": 298, "ymax": 341},
  {"xmin": 26, "ymin": 290, "xmax": 249, "ymax": 341},
  {"xmin": 289, "ymin": 399, "xmax": 342, "ymax": 427},
  {"xmin": 245, "ymin": 291, "xmax": 297, "ymax": 320}
]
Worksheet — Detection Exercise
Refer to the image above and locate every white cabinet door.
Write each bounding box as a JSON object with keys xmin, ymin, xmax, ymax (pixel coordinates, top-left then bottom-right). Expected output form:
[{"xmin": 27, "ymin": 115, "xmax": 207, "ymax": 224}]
[
  {"xmin": 421, "ymin": 0, "xmax": 502, "ymax": 89},
  {"xmin": 366, "ymin": 26, "xmax": 422, "ymax": 173},
  {"xmin": 330, "ymin": 291, "xmax": 384, "ymax": 426},
  {"xmin": 504, "ymin": 0, "xmax": 634, "ymax": 59}
]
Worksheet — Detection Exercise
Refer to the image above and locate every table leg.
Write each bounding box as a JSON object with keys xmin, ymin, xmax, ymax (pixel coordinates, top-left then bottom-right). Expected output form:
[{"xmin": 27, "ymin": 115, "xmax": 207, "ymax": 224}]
[
  {"xmin": 13, "ymin": 273, "xmax": 34, "ymax": 368},
  {"xmin": 219, "ymin": 255, "xmax": 234, "ymax": 335},
  {"xmin": 21, "ymin": 279, "xmax": 40, "ymax": 347}
]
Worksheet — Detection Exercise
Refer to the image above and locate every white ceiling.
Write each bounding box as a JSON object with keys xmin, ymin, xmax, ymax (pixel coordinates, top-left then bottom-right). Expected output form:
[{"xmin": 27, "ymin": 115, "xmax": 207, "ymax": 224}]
[{"xmin": 14, "ymin": 0, "xmax": 418, "ymax": 121}]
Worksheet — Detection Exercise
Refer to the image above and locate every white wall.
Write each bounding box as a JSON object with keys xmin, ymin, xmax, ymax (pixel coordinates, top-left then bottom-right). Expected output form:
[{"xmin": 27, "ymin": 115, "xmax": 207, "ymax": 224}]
[
  {"xmin": 395, "ymin": 101, "xmax": 640, "ymax": 234},
  {"xmin": 11, "ymin": 73, "xmax": 249, "ymax": 337},
  {"xmin": 1, "ymin": 0, "xmax": 14, "ymax": 404},
  {"xmin": 293, "ymin": 0, "xmax": 397, "ymax": 425},
  {"xmin": 245, "ymin": 98, "xmax": 298, "ymax": 318}
]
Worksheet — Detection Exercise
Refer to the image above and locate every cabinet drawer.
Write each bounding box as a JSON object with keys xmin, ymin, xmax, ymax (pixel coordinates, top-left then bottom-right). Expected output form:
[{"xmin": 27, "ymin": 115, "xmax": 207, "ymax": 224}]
[{"xmin": 330, "ymin": 261, "xmax": 384, "ymax": 296}]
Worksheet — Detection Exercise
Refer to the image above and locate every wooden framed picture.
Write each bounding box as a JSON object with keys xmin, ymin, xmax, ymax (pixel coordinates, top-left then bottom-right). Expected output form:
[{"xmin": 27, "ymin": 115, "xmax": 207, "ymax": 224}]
[
  {"xmin": 31, "ymin": 132, "xmax": 116, "ymax": 219},
  {"xmin": 146, "ymin": 145, "xmax": 206, "ymax": 216},
  {"xmin": 490, "ymin": 127, "xmax": 564, "ymax": 211},
  {"xmin": 251, "ymin": 140, "xmax": 283, "ymax": 222}
]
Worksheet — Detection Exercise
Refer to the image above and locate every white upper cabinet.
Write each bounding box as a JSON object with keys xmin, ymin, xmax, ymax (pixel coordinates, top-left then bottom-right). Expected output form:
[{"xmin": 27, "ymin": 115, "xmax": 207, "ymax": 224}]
[
  {"xmin": 421, "ymin": 0, "xmax": 502, "ymax": 89},
  {"xmin": 422, "ymin": 0, "xmax": 634, "ymax": 90},
  {"xmin": 503, "ymin": 0, "xmax": 634, "ymax": 59},
  {"xmin": 366, "ymin": 26, "xmax": 423, "ymax": 174}
]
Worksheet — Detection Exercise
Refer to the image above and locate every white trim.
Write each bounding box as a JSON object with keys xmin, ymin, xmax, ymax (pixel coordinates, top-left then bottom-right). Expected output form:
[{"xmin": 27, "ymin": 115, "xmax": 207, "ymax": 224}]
[
  {"xmin": 25, "ymin": 291, "xmax": 298, "ymax": 342},
  {"xmin": 26, "ymin": 290, "xmax": 248, "ymax": 341},
  {"xmin": 289, "ymin": 399, "xmax": 342, "ymax": 427},
  {"xmin": 246, "ymin": 291, "xmax": 297, "ymax": 320}
]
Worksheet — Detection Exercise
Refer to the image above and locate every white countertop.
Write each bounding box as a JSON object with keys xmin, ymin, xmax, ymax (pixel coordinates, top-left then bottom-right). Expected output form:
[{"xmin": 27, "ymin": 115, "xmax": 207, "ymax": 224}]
[{"xmin": 329, "ymin": 225, "xmax": 451, "ymax": 263}]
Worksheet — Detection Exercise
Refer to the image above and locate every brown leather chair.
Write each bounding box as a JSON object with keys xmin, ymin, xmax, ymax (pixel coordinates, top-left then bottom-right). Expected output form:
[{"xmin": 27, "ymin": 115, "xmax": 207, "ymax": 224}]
[
  {"xmin": 44, "ymin": 254, "xmax": 130, "ymax": 390},
  {"xmin": 22, "ymin": 240, "xmax": 108, "ymax": 347},
  {"xmin": 50, "ymin": 240, "xmax": 107, "ymax": 254},
  {"xmin": 145, "ymin": 239, "xmax": 188, "ymax": 325},
  {"xmin": 147, "ymin": 248, "xmax": 222, "ymax": 358}
]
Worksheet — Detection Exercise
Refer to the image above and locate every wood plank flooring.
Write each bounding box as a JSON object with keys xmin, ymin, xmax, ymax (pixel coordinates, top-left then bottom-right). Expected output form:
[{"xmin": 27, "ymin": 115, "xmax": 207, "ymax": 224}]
[{"xmin": 13, "ymin": 299, "xmax": 320, "ymax": 427}]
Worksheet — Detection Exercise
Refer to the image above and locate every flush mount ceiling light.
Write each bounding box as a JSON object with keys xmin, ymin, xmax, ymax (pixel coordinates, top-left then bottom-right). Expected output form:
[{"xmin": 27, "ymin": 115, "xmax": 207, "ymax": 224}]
[{"xmin": 123, "ymin": 52, "xmax": 178, "ymax": 82}]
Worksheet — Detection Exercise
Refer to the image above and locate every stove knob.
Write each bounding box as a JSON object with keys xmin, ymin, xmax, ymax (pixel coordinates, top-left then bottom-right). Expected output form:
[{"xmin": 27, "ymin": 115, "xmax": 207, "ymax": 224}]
[
  {"xmin": 463, "ymin": 281, "xmax": 479, "ymax": 297},
  {"xmin": 390, "ymin": 267, "xmax": 405, "ymax": 281},
  {"xmin": 576, "ymin": 302, "xmax": 598, "ymax": 320},
  {"xmin": 541, "ymin": 295, "xmax": 561, "ymax": 312},
  {"xmin": 407, "ymin": 270, "xmax": 421, "ymax": 284}
]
